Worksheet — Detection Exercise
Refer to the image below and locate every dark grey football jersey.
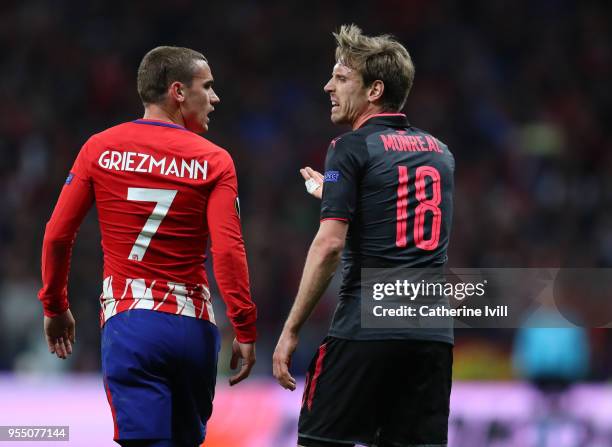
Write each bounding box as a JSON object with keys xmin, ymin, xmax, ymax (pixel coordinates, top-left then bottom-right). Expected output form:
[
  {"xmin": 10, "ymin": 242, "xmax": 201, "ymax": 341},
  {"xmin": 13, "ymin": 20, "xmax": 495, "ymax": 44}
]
[{"xmin": 320, "ymin": 114, "xmax": 455, "ymax": 343}]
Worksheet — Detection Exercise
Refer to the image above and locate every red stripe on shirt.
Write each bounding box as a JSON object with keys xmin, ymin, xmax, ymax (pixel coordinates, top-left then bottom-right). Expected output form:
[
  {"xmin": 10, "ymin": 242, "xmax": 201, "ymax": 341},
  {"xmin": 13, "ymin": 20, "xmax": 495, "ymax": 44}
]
[
  {"xmin": 103, "ymin": 376, "xmax": 119, "ymax": 440},
  {"xmin": 320, "ymin": 217, "xmax": 349, "ymax": 223},
  {"xmin": 301, "ymin": 372, "xmax": 311, "ymax": 408},
  {"xmin": 307, "ymin": 343, "xmax": 328, "ymax": 410},
  {"xmin": 114, "ymin": 279, "xmax": 135, "ymax": 314}
]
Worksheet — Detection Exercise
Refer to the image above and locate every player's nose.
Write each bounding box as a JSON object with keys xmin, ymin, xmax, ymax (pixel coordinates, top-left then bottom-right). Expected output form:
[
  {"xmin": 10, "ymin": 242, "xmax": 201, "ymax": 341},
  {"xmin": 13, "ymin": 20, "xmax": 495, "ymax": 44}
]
[
  {"xmin": 323, "ymin": 79, "xmax": 334, "ymax": 93},
  {"xmin": 210, "ymin": 89, "xmax": 220, "ymax": 104}
]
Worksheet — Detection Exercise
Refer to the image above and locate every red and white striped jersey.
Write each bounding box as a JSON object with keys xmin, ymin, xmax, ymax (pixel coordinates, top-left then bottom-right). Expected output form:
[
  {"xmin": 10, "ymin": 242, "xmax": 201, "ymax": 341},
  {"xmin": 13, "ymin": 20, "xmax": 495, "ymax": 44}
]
[{"xmin": 39, "ymin": 119, "xmax": 257, "ymax": 342}]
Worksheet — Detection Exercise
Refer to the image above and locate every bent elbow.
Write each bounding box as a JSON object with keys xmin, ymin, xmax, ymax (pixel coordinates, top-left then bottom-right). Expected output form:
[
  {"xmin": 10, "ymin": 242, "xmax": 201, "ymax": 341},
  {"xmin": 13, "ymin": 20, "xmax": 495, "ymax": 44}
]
[
  {"xmin": 42, "ymin": 230, "xmax": 73, "ymax": 246},
  {"xmin": 313, "ymin": 235, "xmax": 345, "ymax": 259}
]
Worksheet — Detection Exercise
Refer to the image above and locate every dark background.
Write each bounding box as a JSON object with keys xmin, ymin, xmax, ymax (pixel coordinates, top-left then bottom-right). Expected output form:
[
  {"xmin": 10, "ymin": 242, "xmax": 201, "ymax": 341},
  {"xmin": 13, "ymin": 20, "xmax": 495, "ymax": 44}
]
[{"xmin": 1, "ymin": 0, "xmax": 611, "ymax": 381}]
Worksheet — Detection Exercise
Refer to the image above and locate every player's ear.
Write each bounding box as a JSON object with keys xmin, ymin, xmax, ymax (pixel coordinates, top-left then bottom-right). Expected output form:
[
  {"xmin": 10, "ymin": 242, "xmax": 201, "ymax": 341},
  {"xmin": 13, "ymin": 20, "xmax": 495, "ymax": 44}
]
[
  {"xmin": 367, "ymin": 80, "xmax": 385, "ymax": 104},
  {"xmin": 169, "ymin": 81, "xmax": 185, "ymax": 103}
]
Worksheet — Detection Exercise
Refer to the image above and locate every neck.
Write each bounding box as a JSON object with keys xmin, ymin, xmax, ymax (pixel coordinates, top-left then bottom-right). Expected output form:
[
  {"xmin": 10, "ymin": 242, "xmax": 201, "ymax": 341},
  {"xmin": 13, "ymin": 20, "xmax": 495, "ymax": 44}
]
[
  {"xmin": 351, "ymin": 104, "xmax": 388, "ymax": 130},
  {"xmin": 143, "ymin": 103, "xmax": 185, "ymax": 127}
]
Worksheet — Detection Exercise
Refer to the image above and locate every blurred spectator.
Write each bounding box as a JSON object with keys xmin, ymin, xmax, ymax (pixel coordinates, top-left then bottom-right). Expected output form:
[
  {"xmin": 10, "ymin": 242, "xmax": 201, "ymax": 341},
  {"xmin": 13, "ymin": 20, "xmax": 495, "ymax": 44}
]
[{"xmin": 513, "ymin": 325, "xmax": 590, "ymax": 391}]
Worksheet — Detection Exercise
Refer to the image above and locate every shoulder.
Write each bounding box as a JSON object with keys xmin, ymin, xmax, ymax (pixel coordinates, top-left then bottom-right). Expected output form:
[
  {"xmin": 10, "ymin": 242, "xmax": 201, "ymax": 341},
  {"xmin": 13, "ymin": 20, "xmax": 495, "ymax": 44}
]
[
  {"xmin": 411, "ymin": 126, "xmax": 451, "ymax": 152},
  {"xmin": 71, "ymin": 123, "xmax": 135, "ymax": 159},
  {"xmin": 328, "ymin": 130, "xmax": 369, "ymax": 162},
  {"xmin": 411, "ymin": 126, "xmax": 455, "ymax": 169},
  {"xmin": 169, "ymin": 130, "xmax": 233, "ymax": 161},
  {"xmin": 325, "ymin": 130, "xmax": 370, "ymax": 171},
  {"xmin": 329, "ymin": 129, "xmax": 367, "ymax": 149},
  {"xmin": 90, "ymin": 122, "xmax": 135, "ymax": 140},
  {"xmin": 194, "ymin": 134, "xmax": 230, "ymax": 156},
  {"xmin": 186, "ymin": 137, "xmax": 238, "ymax": 181},
  {"xmin": 79, "ymin": 122, "xmax": 135, "ymax": 152},
  {"xmin": 196, "ymin": 136, "xmax": 234, "ymax": 167}
]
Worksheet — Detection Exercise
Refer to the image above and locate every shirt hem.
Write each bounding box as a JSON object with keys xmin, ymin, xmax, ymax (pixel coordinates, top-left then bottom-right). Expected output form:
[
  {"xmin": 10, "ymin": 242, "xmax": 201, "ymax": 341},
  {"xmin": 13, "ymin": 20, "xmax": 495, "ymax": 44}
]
[
  {"xmin": 298, "ymin": 432, "xmax": 367, "ymax": 445},
  {"xmin": 327, "ymin": 330, "xmax": 454, "ymax": 345}
]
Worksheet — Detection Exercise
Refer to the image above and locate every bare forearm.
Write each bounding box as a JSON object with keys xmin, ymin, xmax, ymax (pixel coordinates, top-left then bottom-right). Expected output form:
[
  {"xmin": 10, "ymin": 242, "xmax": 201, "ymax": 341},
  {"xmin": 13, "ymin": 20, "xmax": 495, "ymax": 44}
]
[
  {"xmin": 282, "ymin": 240, "xmax": 342, "ymax": 334},
  {"xmin": 273, "ymin": 220, "xmax": 347, "ymax": 391}
]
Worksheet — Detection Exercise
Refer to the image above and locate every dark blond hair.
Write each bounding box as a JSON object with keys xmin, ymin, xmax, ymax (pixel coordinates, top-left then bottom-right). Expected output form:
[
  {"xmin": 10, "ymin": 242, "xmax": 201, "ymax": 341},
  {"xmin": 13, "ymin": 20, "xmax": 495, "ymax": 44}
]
[
  {"xmin": 334, "ymin": 24, "xmax": 415, "ymax": 111},
  {"xmin": 137, "ymin": 46, "xmax": 207, "ymax": 105}
]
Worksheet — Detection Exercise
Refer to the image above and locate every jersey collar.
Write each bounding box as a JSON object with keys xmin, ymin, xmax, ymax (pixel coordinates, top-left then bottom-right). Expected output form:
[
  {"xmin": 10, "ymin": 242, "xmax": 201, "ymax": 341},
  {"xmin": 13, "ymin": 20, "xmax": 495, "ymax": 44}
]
[
  {"xmin": 132, "ymin": 119, "xmax": 187, "ymax": 130},
  {"xmin": 354, "ymin": 113, "xmax": 409, "ymax": 129}
]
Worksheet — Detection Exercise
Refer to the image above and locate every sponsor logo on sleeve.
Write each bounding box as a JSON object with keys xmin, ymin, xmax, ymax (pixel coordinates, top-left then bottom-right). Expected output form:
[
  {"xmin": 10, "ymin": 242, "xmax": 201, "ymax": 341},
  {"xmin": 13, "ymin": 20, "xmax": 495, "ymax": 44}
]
[
  {"xmin": 65, "ymin": 172, "xmax": 74, "ymax": 185},
  {"xmin": 324, "ymin": 170, "xmax": 340, "ymax": 183}
]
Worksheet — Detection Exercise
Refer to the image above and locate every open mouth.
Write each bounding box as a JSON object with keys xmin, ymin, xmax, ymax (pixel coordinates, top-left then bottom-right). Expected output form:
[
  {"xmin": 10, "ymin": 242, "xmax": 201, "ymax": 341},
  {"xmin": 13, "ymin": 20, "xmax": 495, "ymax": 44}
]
[{"xmin": 331, "ymin": 100, "xmax": 339, "ymax": 112}]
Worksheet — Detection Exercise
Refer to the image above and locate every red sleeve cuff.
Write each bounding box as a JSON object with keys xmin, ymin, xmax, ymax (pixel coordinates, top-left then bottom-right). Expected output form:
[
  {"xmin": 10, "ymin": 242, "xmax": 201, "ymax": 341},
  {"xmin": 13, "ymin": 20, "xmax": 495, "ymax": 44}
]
[
  {"xmin": 235, "ymin": 326, "xmax": 257, "ymax": 343},
  {"xmin": 320, "ymin": 217, "xmax": 349, "ymax": 222},
  {"xmin": 232, "ymin": 306, "xmax": 257, "ymax": 343},
  {"xmin": 39, "ymin": 294, "xmax": 70, "ymax": 317}
]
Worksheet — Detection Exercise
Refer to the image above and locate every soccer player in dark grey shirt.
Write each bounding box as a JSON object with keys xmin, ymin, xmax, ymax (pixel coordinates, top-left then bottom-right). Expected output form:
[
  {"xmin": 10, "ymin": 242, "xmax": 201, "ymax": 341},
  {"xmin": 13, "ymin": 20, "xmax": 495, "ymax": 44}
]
[{"xmin": 274, "ymin": 25, "xmax": 454, "ymax": 447}]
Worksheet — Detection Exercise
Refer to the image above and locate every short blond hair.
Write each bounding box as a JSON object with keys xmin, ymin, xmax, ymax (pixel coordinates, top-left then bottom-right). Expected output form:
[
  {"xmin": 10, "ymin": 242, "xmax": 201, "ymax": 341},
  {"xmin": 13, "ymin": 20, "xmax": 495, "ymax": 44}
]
[{"xmin": 334, "ymin": 24, "xmax": 415, "ymax": 111}]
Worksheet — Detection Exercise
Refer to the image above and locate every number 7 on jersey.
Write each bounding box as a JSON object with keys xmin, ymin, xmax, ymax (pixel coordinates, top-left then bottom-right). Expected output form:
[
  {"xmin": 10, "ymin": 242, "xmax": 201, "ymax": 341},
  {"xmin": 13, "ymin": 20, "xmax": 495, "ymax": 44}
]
[{"xmin": 127, "ymin": 188, "xmax": 178, "ymax": 261}]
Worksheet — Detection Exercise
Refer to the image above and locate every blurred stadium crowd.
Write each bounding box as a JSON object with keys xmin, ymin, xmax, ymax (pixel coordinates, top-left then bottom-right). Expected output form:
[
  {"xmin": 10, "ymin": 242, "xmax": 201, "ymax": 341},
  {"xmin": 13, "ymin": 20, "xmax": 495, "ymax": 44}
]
[{"xmin": 0, "ymin": 0, "xmax": 611, "ymax": 385}]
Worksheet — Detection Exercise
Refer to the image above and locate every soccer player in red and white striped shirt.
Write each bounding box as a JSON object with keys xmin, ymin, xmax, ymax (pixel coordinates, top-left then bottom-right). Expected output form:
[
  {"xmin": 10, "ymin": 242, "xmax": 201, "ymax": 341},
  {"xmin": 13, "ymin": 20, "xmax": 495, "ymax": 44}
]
[{"xmin": 39, "ymin": 46, "xmax": 257, "ymax": 447}]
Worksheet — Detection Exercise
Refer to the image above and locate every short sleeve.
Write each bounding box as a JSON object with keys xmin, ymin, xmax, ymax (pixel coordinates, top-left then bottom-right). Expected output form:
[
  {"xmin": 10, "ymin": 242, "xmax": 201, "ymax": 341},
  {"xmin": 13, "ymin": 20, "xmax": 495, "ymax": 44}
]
[{"xmin": 320, "ymin": 133, "xmax": 368, "ymax": 222}]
